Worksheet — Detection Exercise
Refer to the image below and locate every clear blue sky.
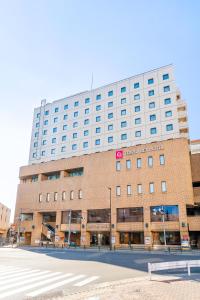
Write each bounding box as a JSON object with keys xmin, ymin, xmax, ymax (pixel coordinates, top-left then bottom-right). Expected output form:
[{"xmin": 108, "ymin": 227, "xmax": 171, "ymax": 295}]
[{"xmin": 0, "ymin": 0, "xmax": 199, "ymax": 220}]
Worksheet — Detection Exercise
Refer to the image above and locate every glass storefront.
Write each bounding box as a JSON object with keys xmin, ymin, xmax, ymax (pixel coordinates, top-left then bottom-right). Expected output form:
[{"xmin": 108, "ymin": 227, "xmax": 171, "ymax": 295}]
[
  {"xmin": 119, "ymin": 232, "xmax": 144, "ymax": 244},
  {"xmin": 64, "ymin": 231, "xmax": 81, "ymax": 245},
  {"xmin": 88, "ymin": 209, "xmax": 110, "ymax": 223},
  {"xmin": 90, "ymin": 232, "xmax": 110, "ymax": 246},
  {"xmin": 150, "ymin": 205, "xmax": 179, "ymax": 222},
  {"xmin": 152, "ymin": 231, "xmax": 181, "ymax": 245},
  {"xmin": 117, "ymin": 207, "xmax": 143, "ymax": 222},
  {"xmin": 61, "ymin": 210, "xmax": 82, "ymax": 224}
]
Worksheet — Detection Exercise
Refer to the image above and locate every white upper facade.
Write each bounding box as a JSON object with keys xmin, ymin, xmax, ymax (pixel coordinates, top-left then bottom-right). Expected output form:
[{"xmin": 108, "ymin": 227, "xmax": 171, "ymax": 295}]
[{"xmin": 29, "ymin": 64, "xmax": 189, "ymax": 164}]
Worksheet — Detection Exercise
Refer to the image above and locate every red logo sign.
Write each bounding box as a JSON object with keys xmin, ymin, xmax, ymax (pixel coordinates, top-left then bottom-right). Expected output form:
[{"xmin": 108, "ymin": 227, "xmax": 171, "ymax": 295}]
[{"xmin": 116, "ymin": 150, "xmax": 123, "ymax": 159}]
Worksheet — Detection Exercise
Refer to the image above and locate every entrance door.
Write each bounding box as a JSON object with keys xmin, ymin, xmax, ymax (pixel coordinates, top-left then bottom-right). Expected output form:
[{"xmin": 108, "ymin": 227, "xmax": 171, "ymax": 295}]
[{"xmin": 90, "ymin": 232, "xmax": 110, "ymax": 246}]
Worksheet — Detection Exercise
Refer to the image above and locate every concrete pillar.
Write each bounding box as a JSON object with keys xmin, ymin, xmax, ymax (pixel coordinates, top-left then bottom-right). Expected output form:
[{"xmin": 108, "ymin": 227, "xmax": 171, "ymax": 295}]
[
  {"xmin": 31, "ymin": 212, "xmax": 43, "ymax": 246},
  {"xmin": 80, "ymin": 210, "xmax": 88, "ymax": 246},
  {"xmin": 143, "ymin": 206, "xmax": 152, "ymax": 249}
]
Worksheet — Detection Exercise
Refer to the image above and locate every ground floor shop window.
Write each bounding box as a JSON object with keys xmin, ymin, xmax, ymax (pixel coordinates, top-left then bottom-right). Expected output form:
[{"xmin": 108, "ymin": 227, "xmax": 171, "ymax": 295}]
[
  {"xmin": 90, "ymin": 232, "xmax": 110, "ymax": 246},
  {"xmin": 88, "ymin": 209, "xmax": 110, "ymax": 223},
  {"xmin": 150, "ymin": 205, "xmax": 179, "ymax": 222},
  {"xmin": 152, "ymin": 231, "xmax": 181, "ymax": 245},
  {"xmin": 64, "ymin": 231, "xmax": 81, "ymax": 246},
  {"xmin": 119, "ymin": 232, "xmax": 144, "ymax": 244}
]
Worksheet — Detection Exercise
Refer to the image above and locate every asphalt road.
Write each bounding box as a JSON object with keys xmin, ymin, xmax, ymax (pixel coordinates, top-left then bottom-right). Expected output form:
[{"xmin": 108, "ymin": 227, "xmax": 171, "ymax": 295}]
[{"xmin": 0, "ymin": 247, "xmax": 200, "ymax": 299}]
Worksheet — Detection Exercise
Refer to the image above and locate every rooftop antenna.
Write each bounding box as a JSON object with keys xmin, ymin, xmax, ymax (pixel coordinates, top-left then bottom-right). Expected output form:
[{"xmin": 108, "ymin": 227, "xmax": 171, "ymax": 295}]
[{"xmin": 91, "ymin": 72, "xmax": 93, "ymax": 90}]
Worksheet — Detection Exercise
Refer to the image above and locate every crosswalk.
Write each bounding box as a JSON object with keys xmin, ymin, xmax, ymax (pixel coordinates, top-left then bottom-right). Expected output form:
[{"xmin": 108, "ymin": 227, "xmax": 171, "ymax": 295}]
[{"xmin": 0, "ymin": 265, "xmax": 100, "ymax": 299}]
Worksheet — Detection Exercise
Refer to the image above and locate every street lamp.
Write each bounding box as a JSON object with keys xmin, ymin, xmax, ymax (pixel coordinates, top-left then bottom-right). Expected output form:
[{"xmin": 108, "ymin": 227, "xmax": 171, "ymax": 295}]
[
  {"xmin": 153, "ymin": 206, "xmax": 167, "ymax": 248},
  {"xmin": 108, "ymin": 187, "xmax": 112, "ymax": 251}
]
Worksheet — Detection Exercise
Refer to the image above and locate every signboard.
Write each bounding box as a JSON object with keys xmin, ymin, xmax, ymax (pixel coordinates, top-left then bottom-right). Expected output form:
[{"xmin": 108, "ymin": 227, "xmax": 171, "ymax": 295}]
[
  {"xmin": 111, "ymin": 236, "xmax": 115, "ymax": 244},
  {"xmin": 55, "ymin": 236, "xmax": 60, "ymax": 242},
  {"xmin": 35, "ymin": 239, "xmax": 40, "ymax": 244},
  {"xmin": 116, "ymin": 150, "xmax": 123, "ymax": 159},
  {"xmin": 126, "ymin": 145, "xmax": 164, "ymax": 156},
  {"xmin": 145, "ymin": 237, "xmax": 151, "ymax": 245}
]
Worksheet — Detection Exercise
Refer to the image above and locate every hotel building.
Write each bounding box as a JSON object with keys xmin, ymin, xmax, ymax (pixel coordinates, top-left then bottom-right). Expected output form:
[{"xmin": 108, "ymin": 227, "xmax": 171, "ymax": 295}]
[{"xmin": 15, "ymin": 65, "xmax": 200, "ymax": 248}]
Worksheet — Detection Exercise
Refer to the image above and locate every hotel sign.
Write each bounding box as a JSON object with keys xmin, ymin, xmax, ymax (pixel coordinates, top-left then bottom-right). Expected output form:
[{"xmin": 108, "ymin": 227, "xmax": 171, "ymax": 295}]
[{"xmin": 116, "ymin": 145, "xmax": 164, "ymax": 159}]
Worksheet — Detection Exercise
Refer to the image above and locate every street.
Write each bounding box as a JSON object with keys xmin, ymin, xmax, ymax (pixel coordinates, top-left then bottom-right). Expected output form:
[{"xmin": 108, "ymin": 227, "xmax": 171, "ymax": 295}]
[{"xmin": 0, "ymin": 247, "xmax": 200, "ymax": 299}]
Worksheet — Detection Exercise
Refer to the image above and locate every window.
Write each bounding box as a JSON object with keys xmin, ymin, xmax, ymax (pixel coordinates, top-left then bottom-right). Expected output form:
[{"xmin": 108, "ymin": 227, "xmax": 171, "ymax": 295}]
[
  {"xmin": 134, "ymin": 94, "xmax": 140, "ymax": 100},
  {"xmin": 96, "ymin": 94, "xmax": 101, "ymax": 100},
  {"xmin": 117, "ymin": 208, "xmax": 143, "ymax": 222},
  {"xmin": 62, "ymin": 135, "xmax": 67, "ymax": 141},
  {"xmin": 62, "ymin": 191, "xmax": 66, "ymax": 201},
  {"xmin": 36, "ymin": 113, "xmax": 40, "ymax": 118},
  {"xmin": 121, "ymin": 121, "xmax": 127, "ymax": 128},
  {"xmin": 164, "ymin": 85, "xmax": 170, "ymax": 92},
  {"xmin": 52, "ymin": 138, "xmax": 56, "ymax": 144},
  {"xmin": 151, "ymin": 205, "xmax": 179, "ymax": 222},
  {"xmin": 96, "ymin": 127, "xmax": 101, "ymax": 133},
  {"xmin": 108, "ymin": 101, "xmax": 113, "ymax": 108},
  {"xmin": 127, "ymin": 185, "xmax": 132, "ymax": 195},
  {"xmin": 54, "ymin": 192, "xmax": 58, "ymax": 201},
  {"xmin": 36, "ymin": 122, "xmax": 39, "ymax": 128},
  {"xmin": 63, "ymin": 114, "xmax": 68, "ymax": 120},
  {"xmin": 41, "ymin": 150, "xmax": 45, "ymax": 156},
  {"xmin": 134, "ymin": 82, "xmax": 139, "ymax": 89},
  {"xmin": 121, "ymin": 98, "xmax": 126, "ymax": 104},
  {"xmin": 164, "ymin": 98, "xmax": 171, "ymax": 105},
  {"xmin": 73, "ymin": 132, "xmax": 77, "ymax": 139},
  {"xmin": 148, "ymin": 78, "xmax": 154, "ymax": 85},
  {"xmin": 126, "ymin": 160, "xmax": 131, "ymax": 169},
  {"xmin": 135, "ymin": 105, "xmax": 140, "ymax": 112},
  {"xmin": 83, "ymin": 141, "xmax": 88, "ymax": 148},
  {"xmin": 46, "ymin": 193, "xmax": 50, "ymax": 202},
  {"xmin": 116, "ymin": 186, "xmax": 121, "ymax": 196},
  {"xmin": 149, "ymin": 102, "xmax": 155, "ymax": 109},
  {"xmin": 44, "ymin": 110, "xmax": 49, "ymax": 116},
  {"xmin": 35, "ymin": 132, "xmax": 39, "ymax": 138},
  {"xmin": 108, "ymin": 112, "xmax": 113, "ymax": 119},
  {"xmin": 68, "ymin": 168, "xmax": 84, "ymax": 177},
  {"xmin": 96, "ymin": 105, "xmax": 101, "ymax": 111},
  {"xmin": 135, "ymin": 118, "xmax": 141, "ymax": 125},
  {"xmin": 163, "ymin": 73, "xmax": 169, "ymax": 80},
  {"xmin": 61, "ymin": 146, "xmax": 66, "ymax": 152},
  {"xmin": 43, "ymin": 130, "xmax": 47, "ymax": 135},
  {"xmin": 54, "ymin": 117, "xmax": 58, "ymax": 123},
  {"xmin": 84, "ymin": 119, "xmax": 89, "ymax": 125},
  {"xmin": 70, "ymin": 190, "xmax": 74, "ymax": 200},
  {"xmin": 96, "ymin": 116, "xmax": 101, "ymax": 122},
  {"xmin": 84, "ymin": 130, "xmax": 89, "ymax": 136},
  {"xmin": 121, "ymin": 133, "xmax": 127, "ymax": 140},
  {"xmin": 150, "ymin": 114, "xmax": 156, "ymax": 121},
  {"xmin": 78, "ymin": 190, "xmax": 83, "ymax": 199},
  {"xmin": 64, "ymin": 104, "xmax": 69, "ymax": 110},
  {"xmin": 148, "ymin": 156, "xmax": 153, "ymax": 167},
  {"xmin": 108, "ymin": 124, "xmax": 113, "ymax": 131},
  {"xmin": 85, "ymin": 108, "xmax": 89, "ymax": 114},
  {"xmin": 108, "ymin": 90, "xmax": 113, "ymax": 97},
  {"xmin": 137, "ymin": 158, "xmax": 142, "ymax": 168},
  {"xmin": 53, "ymin": 127, "xmax": 57, "ymax": 133},
  {"xmin": 116, "ymin": 161, "xmax": 121, "ymax": 171},
  {"xmin": 39, "ymin": 194, "xmax": 42, "ymax": 202},
  {"xmin": 74, "ymin": 101, "xmax": 79, "ymax": 107},
  {"xmin": 42, "ymin": 140, "xmax": 47, "ymax": 145},
  {"xmin": 160, "ymin": 154, "xmax": 165, "ymax": 165},
  {"xmin": 166, "ymin": 124, "xmax": 173, "ymax": 131},
  {"xmin": 148, "ymin": 90, "xmax": 154, "ymax": 96},
  {"xmin": 95, "ymin": 139, "xmax": 100, "ymax": 145},
  {"xmin": 85, "ymin": 98, "xmax": 90, "ymax": 104},
  {"xmin": 165, "ymin": 111, "xmax": 172, "ymax": 117},
  {"xmin": 72, "ymin": 144, "xmax": 77, "ymax": 150},
  {"xmin": 108, "ymin": 136, "xmax": 113, "ymax": 143},
  {"xmin": 54, "ymin": 107, "xmax": 59, "ymax": 113},
  {"xmin": 121, "ymin": 109, "xmax": 126, "ymax": 116},
  {"xmin": 62, "ymin": 210, "xmax": 82, "ymax": 224},
  {"xmin": 161, "ymin": 181, "xmax": 167, "ymax": 192},
  {"xmin": 44, "ymin": 120, "xmax": 48, "ymax": 125},
  {"xmin": 150, "ymin": 127, "xmax": 157, "ymax": 134},
  {"xmin": 121, "ymin": 87, "xmax": 126, "ymax": 93},
  {"xmin": 135, "ymin": 130, "xmax": 141, "ymax": 137},
  {"xmin": 74, "ymin": 111, "xmax": 78, "ymax": 117},
  {"xmin": 88, "ymin": 209, "xmax": 110, "ymax": 223},
  {"xmin": 32, "ymin": 152, "xmax": 36, "ymax": 158},
  {"xmin": 137, "ymin": 184, "xmax": 142, "ymax": 194},
  {"xmin": 51, "ymin": 148, "xmax": 55, "ymax": 154},
  {"xmin": 34, "ymin": 142, "xmax": 38, "ymax": 147},
  {"xmin": 149, "ymin": 182, "xmax": 154, "ymax": 193}
]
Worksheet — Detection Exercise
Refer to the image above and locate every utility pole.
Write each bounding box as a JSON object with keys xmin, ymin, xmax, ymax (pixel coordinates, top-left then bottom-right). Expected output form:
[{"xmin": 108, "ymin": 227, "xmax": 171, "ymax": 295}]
[
  {"xmin": 67, "ymin": 210, "xmax": 72, "ymax": 246},
  {"xmin": 17, "ymin": 208, "xmax": 22, "ymax": 246},
  {"xmin": 108, "ymin": 187, "xmax": 112, "ymax": 251}
]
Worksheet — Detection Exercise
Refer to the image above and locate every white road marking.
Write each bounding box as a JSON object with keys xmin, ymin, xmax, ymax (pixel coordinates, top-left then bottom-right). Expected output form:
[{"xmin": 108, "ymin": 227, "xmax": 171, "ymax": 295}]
[
  {"xmin": 0, "ymin": 269, "xmax": 40, "ymax": 281},
  {"xmin": 26, "ymin": 274, "xmax": 86, "ymax": 297},
  {"xmin": 74, "ymin": 276, "xmax": 99, "ymax": 287},
  {"xmin": 0, "ymin": 271, "xmax": 61, "ymax": 292},
  {"xmin": 0, "ymin": 267, "xmax": 27, "ymax": 274},
  {"xmin": 0, "ymin": 273, "xmax": 73, "ymax": 299}
]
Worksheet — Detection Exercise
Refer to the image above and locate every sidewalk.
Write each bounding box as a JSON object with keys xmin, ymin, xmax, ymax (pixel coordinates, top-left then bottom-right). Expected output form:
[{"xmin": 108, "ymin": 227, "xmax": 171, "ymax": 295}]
[{"xmin": 65, "ymin": 274, "xmax": 200, "ymax": 300}]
